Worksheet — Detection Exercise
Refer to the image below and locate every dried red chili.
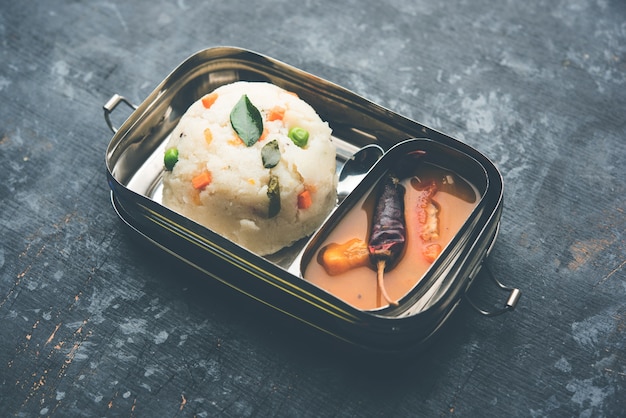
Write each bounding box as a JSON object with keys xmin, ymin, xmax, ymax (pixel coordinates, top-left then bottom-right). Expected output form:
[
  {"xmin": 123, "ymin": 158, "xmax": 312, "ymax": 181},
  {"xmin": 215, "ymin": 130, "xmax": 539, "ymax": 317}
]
[{"xmin": 368, "ymin": 172, "xmax": 406, "ymax": 306}]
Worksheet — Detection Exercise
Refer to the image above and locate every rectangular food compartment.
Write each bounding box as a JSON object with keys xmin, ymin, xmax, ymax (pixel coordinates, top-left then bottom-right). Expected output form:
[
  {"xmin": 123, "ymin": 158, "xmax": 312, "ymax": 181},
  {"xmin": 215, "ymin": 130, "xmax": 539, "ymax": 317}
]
[
  {"xmin": 300, "ymin": 139, "xmax": 489, "ymax": 314},
  {"xmin": 104, "ymin": 47, "xmax": 515, "ymax": 353}
]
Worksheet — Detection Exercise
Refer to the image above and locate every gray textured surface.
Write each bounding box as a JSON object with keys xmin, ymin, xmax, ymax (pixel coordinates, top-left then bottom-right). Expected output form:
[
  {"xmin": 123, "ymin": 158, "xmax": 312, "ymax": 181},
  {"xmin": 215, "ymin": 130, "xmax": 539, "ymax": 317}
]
[{"xmin": 1, "ymin": 0, "xmax": 625, "ymax": 416}]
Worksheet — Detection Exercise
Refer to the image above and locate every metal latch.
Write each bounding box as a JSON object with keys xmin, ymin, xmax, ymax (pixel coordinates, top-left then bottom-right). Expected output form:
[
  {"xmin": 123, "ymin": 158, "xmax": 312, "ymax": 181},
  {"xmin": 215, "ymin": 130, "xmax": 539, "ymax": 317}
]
[
  {"xmin": 103, "ymin": 94, "xmax": 137, "ymax": 134},
  {"xmin": 465, "ymin": 264, "xmax": 521, "ymax": 317}
]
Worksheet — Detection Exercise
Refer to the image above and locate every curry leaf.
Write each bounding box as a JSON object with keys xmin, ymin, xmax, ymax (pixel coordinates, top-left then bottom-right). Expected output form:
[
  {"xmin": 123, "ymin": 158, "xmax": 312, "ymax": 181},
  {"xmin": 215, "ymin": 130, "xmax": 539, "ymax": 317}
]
[{"xmin": 230, "ymin": 94, "xmax": 263, "ymax": 147}]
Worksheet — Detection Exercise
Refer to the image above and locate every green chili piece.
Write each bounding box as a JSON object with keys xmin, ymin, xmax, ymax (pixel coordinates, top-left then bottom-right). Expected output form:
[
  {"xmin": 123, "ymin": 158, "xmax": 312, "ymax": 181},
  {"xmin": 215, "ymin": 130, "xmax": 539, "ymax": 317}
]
[
  {"xmin": 288, "ymin": 127, "xmax": 309, "ymax": 147},
  {"xmin": 164, "ymin": 148, "xmax": 179, "ymax": 171},
  {"xmin": 267, "ymin": 174, "xmax": 281, "ymax": 218},
  {"xmin": 261, "ymin": 140, "xmax": 281, "ymax": 168}
]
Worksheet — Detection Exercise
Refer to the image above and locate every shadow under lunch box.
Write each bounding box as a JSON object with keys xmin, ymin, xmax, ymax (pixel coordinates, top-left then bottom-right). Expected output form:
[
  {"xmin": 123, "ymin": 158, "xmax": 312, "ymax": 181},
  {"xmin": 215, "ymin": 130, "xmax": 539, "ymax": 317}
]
[{"xmin": 103, "ymin": 47, "xmax": 521, "ymax": 353}]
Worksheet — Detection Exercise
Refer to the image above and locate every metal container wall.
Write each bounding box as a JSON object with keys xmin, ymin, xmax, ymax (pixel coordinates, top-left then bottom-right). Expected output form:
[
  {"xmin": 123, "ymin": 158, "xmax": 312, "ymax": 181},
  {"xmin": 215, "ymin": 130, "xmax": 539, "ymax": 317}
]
[{"xmin": 104, "ymin": 47, "xmax": 519, "ymax": 353}]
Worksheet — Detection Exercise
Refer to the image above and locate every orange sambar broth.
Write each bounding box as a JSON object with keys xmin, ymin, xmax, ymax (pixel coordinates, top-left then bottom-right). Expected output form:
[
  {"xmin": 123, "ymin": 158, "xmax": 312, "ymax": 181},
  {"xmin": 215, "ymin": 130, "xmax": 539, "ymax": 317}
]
[{"xmin": 303, "ymin": 164, "xmax": 479, "ymax": 310}]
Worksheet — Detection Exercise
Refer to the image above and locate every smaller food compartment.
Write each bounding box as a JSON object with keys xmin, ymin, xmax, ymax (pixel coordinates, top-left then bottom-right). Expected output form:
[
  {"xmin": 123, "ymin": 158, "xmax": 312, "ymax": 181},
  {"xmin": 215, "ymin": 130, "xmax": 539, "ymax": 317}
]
[{"xmin": 300, "ymin": 139, "xmax": 489, "ymax": 312}]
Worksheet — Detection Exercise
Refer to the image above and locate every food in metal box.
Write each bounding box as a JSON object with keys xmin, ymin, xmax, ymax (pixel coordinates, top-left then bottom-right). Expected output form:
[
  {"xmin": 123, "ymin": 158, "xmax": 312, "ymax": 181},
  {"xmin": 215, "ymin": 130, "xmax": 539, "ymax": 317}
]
[
  {"xmin": 161, "ymin": 81, "xmax": 337, "ymax": 255},
  {"xmin": 305, "ymin": 155, "xmax": 479, "ymax": 310},
  {"xmin": 104, "ymin": 48, "xmax": 520, "ymax": 351}
]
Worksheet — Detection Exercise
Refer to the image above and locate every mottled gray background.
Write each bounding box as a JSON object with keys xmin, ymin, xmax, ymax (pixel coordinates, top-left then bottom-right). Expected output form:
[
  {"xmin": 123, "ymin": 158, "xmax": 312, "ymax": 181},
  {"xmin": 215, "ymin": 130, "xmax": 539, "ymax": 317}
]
[{"xmin": 1, "ymin": 0, "xmax": 625, "ymax": 416}]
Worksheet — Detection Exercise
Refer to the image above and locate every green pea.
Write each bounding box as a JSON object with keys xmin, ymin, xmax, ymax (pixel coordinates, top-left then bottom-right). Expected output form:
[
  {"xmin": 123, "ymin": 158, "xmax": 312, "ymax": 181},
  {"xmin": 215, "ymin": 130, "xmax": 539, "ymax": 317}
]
[
  {"xmin": 288, "ymin": 127, "xmax": 309, "ymax": 147},
  {"xmin": 164, "ymin": 147, "xmax": 179, "ymax": 171}
]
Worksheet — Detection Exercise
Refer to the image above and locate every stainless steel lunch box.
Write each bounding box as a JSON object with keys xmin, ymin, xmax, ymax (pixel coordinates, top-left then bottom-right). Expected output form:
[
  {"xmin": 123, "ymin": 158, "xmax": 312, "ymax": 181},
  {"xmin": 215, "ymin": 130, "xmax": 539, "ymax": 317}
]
[{"xmin": 103, "ymin": 47, "xmax": 520, "ymax": 353}]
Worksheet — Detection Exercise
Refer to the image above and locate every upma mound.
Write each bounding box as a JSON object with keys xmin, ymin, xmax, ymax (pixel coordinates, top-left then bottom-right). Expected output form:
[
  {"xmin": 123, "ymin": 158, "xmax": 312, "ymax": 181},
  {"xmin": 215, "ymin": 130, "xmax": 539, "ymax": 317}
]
[{"xmin": 162, "ymin": 81, "xmax": 337, "ymax": 255}]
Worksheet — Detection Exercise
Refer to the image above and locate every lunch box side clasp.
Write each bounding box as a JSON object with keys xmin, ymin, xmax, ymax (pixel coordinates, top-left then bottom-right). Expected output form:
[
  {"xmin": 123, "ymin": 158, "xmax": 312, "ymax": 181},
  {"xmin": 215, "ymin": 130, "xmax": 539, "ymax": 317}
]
[
  {"xmin": 104, "ymin": 93, "xmax": 137, "ymax": 134},
  {"xmin": 465, "ymin": 264, "xmax": 521, "ymax": 317}
]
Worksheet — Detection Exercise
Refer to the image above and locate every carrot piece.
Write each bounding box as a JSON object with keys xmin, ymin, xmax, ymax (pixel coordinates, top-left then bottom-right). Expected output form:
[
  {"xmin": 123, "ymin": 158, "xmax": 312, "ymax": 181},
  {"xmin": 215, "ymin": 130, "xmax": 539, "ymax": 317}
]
[
  {"xmin": 203, "ymin": 128, "xmax": 213, "ymax": 145},
  {"xmin": 423, "ymin": 243, "xmax": 442, "ymax": 263},
  {"xmin": 267, "ymin": 106, "xmax": 285, "ymax": 121},
  {"xmin": 201, "ymin": 92, "xmax": 218, "ymax": 109},
  {"xmin": 319, "ymin": 238, "xmax": 370, "ymax": 275},
  {"xmin": 297, "ymin": 189, "xmax": 312, "ymax": 209},
  {"xmin": 192, "ymin": 170, "xmax": 212, "ymax": 190}
]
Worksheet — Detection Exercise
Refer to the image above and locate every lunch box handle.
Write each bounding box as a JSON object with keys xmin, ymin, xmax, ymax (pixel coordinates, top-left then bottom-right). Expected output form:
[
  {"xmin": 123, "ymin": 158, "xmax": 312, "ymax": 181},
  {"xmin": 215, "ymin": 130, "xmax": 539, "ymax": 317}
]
[
  {"xmin": 465, "ymin": 265, "xmax": 521, "ymax": 317},
  {"xmin": 103, "ymin": 94, "xmax": 137, "ymax": 133}
]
